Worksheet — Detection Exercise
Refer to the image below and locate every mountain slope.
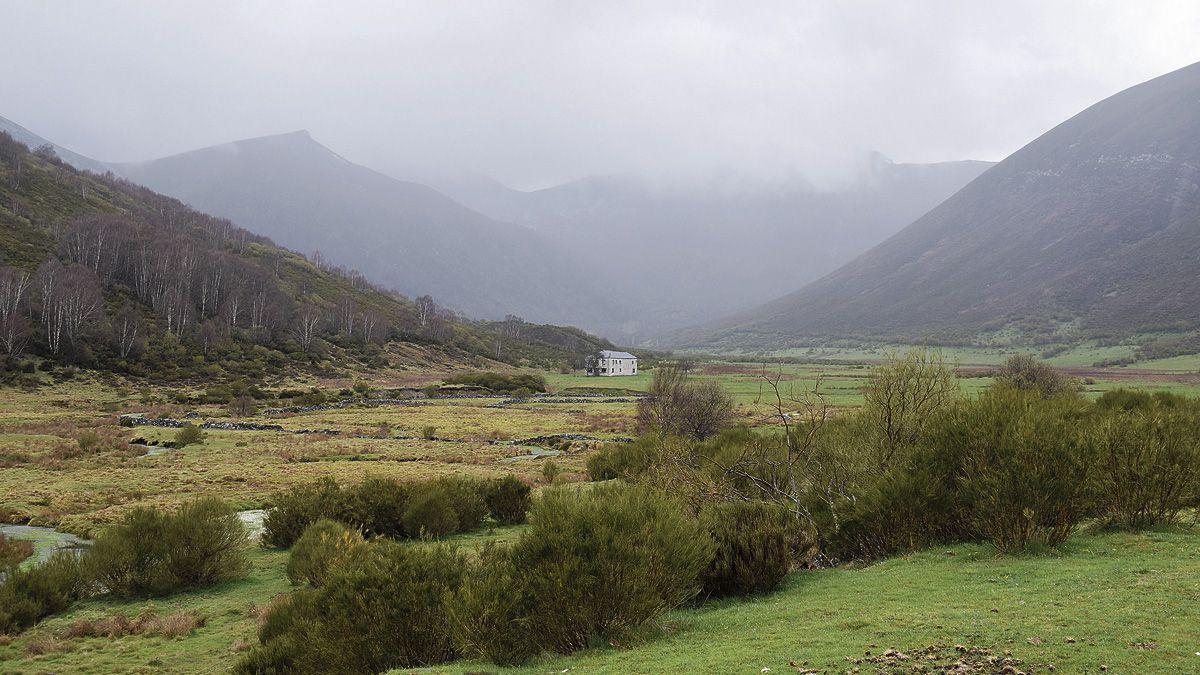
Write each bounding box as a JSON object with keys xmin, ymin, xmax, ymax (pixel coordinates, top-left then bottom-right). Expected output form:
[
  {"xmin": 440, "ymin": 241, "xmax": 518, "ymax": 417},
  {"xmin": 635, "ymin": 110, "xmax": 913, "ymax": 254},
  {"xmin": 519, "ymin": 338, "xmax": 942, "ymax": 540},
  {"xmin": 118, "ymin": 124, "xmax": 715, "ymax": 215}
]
[
  {"xmin": 0, "ymin": 115, "xmax": 112, "ymax": 175},
  {"xmin": 114, "ymin": 132, "xmax": 631, "ymax": 335},
  {"xmin": 679, "ymin": 61, "xmax": 1200, "ymax": 349},
  {"xmin": 433, "ymin": 156, "xmax": 992, "ymax": 336},
  {"xmin": 0, "ymin": 129, "xmax": 614, "ymax": 378}
]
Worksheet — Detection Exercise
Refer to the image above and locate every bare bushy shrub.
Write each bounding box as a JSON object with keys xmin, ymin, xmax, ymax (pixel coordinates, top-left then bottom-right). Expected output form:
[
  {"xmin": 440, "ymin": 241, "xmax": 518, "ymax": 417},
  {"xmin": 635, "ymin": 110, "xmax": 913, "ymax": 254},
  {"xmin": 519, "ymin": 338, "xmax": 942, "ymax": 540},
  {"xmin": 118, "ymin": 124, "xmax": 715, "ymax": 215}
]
[{"xmin": 637, "ymin": 363, "xmax": 734, "ymax": 440}]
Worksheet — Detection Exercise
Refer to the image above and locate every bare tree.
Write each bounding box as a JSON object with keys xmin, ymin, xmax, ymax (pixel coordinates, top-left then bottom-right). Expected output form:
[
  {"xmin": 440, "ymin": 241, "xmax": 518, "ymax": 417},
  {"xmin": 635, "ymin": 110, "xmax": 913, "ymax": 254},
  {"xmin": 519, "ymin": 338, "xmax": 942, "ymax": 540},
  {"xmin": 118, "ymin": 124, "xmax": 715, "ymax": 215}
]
[
  {"xmin": 37, "ymin": 261, "xmax": 102, "ymax": 355},
  {"xmin": 415, "ymin": 295, "xmax": 436, "ymax": 328},
  {"xmin": 0, "ymin": 266, "xmax": 32, "ymax": 356},
  {"xmin": 502, "ymin": 314, "xmax": 525, "ymax": 339},
  {"xmin": 111, "ymin": 303, "xmax": 143, "ymax": 359},
  {"xmin": 636, "ymin": 362, "xmax": 735, "ymax": 440},
  {"xmin": 290, "ymin": 303, "xmax": 324, "ymax": 352}
]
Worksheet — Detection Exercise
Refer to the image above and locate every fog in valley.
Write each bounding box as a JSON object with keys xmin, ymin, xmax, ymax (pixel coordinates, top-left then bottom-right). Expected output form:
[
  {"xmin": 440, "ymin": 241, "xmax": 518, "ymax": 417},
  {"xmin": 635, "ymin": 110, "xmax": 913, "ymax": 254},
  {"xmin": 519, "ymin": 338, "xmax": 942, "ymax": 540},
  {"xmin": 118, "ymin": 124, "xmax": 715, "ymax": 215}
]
[{"xmin": 3, "ymin": 1, "xmax": 1199, "ymax": 340}]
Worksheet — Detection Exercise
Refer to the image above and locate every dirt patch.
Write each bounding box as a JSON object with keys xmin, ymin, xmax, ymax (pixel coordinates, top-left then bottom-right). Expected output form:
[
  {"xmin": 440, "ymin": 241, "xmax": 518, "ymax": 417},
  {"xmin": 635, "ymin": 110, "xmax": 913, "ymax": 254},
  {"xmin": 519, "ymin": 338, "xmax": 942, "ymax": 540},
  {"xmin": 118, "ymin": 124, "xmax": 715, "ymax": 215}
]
[
  {"xmin": 702, "ymin": 363, "xmax": 799, "ymax": 379},
  {"xmin": 836, "ymin": 644, "xmax": 1031, "ymax": 674},
  {"xmin": 960, "ymin": 365, "xmax": 1200, "ymax": 384}
]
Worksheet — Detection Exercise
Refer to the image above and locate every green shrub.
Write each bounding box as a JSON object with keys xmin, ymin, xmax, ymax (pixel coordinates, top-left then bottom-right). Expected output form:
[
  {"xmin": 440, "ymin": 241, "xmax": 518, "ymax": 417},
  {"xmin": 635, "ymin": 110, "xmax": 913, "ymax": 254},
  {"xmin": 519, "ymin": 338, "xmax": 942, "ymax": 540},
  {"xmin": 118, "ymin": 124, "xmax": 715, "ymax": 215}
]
[
  {"xmin": 76, "ymin": 430, "xmax": 101, "ymax": 453},
  {"xmin": 699, "ymin": 501, "xmax": 800, "ymax": 598},
  {"xmin": 485, "ymin": 476, "xmax": 531, "ymax": 525},
  {"xmin": 421, "ymin": 425, "xmax": 438, "ymax": 440},
  {"xmin": 174, "ymin": 423, "xmax": 205, "ymax": 448},
  {"xmin": 445, "ymin": 371, "xmax": 547, "ymax": 394},
  {"xmin": 541, "ymin": 459, "xmax": 561, "ymax": 484},
  {"xmin": 0, "ymin": 551, "xmax": 86, "ymax": 634},
  {"xmin": 239, "ymin": 541, "xmax": 467, "ymax": 673},
  {"xmin": 286, "ymin": 519, "xmax": 365, "ymax": 587},
  {"xmin": 162, "ymin": 497, "xmax": 249, "ymax": 588},
  {"xmin": 262, "ymin": 477, "xmax": 344, "ymax": 548},
  {"xmin": 403, "ymin": 485, "xmax": 460, "ymax": 538},
  {"xmin": 85, "ymin": 498, "xmax": 247, "ymax": 598},
  {"xmin": 340, "ymin": 476, "xmax": 409, "ymax": 538},
  {"xmin": 1089, "ymin": 405, "xmax": 1200, "ymax": 528},
  {"xmin": 951, "ymin": 388, "xmax": 1094, "ymax": 552},
  {"xmin": 586, "ymin": 436, "xmax": 662, "ymax": 480},
  {"xmin": 435, "ymin": 477, "xmax": 488, "ymax": 531},
  {"xmin": 455, "ymin": 484, "xmax": 713, "ymax": 664}
]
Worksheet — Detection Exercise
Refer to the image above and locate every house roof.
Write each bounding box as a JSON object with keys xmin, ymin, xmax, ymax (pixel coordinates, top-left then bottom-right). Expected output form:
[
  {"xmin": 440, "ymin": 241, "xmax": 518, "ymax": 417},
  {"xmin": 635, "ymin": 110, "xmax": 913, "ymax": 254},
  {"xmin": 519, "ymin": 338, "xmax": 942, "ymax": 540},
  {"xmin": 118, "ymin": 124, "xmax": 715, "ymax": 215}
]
[{"xmin": 598, "ymin": 350, "xmax": 637, "ymax": 359}]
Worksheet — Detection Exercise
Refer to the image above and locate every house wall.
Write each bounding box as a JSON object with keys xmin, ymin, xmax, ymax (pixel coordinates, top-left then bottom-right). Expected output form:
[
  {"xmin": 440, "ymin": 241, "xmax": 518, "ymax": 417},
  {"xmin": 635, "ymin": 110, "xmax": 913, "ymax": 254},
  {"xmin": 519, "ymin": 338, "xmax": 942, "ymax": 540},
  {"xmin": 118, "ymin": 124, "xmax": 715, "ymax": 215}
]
[{"xmin": 588, "ymin": 357, "xmax": 638, "ymax": 376}]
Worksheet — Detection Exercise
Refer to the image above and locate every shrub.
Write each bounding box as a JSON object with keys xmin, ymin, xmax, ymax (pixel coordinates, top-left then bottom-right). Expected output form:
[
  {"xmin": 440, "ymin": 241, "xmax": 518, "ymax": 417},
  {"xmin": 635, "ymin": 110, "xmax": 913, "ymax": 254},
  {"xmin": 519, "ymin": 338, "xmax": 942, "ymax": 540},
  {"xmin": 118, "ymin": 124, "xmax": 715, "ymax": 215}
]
[
  {"xmin": 445, "ymin": 371, "xmax": 547, "ymax": 394},
  {"xmin": 174, "ymin": 423, "xmax": 205, "ymax": 448},
  {"xmin": 286, "ymin": 519, "xmax": 365, "ymax": 587},
  {"xmin": 85, "ymin": 498, "xmax": 247, "ymax": 598},
  {"xmin": 861, "ymin": 347, "xmax": 959, "ymax": 469},
  {"xmin": 454, "ymin": 484, "xmax": 713, "ymax": 664},
  {"xmin": 636, "ymin": 364, "xmax": 734, "ymax": 440},
  {"xmin": 541, "ymin": 459, "xmax": 561, "ymax": 484},
  {"xmin": 951, "ymin": 388, "xmax": 1094, "ymax": 552},
  {"xmin": 403, "ymin": 485, "xmax": 460, "ymax": 538},
  {"xmin": 238, "ymin": 541, "xmax": 467, "ymax": 673},
  {"xmin": 699, "ymin": 501, "xmax": 800, "ymax": 598},
  {"xmin": 485, "ymin": 476, "xmax": 531, "ymax": 525},
  {"xmin": 434, "ymin": 477, "xmax": 488, "ymax": 531},
  {"xmin": 586, "ymin": 436, "xmax": 662, "ymax": 481},
  {"xmin": 1089, "ymin": 405, "xmax": 1200, "ymax": 528},
  {"xmin": 993, "ymin": 354, "xmax": 1077, "ymax": 398},
  {"xmin": 162, "ymin": 497, "xmax": 248, "ymax": 588},
  {"xmin": 340, "ymin": 476, "xmax": 409, "ymax": 538},
  {"xmin": 421, "ymin": 425, "xmax": 438, "ymax": 440},
  {"xmin": 0, "ymin": 532, "xmax": 34, "ymax": 566},
  {"xmin": 76, "ymin": 430, "xmax": 101, "ymax": 453},
  {"xmin": 262, "ymin": 477, "xmax": 344, "ymax": 548},
  {"xmin": 0, "ymin": 551, "xmax": 86, "ymax": 635}
]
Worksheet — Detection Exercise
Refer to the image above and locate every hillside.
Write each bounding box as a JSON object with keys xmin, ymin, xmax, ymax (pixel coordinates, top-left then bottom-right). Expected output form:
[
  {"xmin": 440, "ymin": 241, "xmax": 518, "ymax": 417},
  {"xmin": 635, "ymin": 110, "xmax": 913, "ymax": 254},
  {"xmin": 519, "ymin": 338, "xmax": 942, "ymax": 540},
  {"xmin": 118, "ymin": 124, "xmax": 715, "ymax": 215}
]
[
  {"xmin": 677, "ymin": 61, "xmax": 1200, "ymax": 350},
  {"xmin": 112, "ymin": 132, "xmax": 634, "ymax": 336},
  {"xmin": 0, "ymin": 131, "xmax": 614, "ymax": 381},
  {"xmin": 434, "ymin": 155, "xmax": 993, "ymax": 337}
]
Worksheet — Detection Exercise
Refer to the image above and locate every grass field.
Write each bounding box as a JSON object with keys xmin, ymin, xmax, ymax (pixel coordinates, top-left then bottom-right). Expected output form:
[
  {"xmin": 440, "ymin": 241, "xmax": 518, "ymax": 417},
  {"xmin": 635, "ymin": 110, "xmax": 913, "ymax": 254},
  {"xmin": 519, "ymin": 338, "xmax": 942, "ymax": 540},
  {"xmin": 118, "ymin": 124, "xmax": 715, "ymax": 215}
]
[{"xmin": 4, "ymin": 355, "xmax": 1200, "ymax": 672}]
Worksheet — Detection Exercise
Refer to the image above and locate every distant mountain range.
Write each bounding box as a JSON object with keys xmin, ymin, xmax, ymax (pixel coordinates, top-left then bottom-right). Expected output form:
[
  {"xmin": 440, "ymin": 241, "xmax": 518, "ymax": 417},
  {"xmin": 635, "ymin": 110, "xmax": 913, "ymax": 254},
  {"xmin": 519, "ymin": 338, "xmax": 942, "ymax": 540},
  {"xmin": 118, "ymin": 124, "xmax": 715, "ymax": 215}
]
[
  {"xmin": 0, "ymin": 115, "xmax": 986, "ymax": 342},
  {"xmin": 675, "ymin": 60, "xmax": 1200, "ymax": 351}
]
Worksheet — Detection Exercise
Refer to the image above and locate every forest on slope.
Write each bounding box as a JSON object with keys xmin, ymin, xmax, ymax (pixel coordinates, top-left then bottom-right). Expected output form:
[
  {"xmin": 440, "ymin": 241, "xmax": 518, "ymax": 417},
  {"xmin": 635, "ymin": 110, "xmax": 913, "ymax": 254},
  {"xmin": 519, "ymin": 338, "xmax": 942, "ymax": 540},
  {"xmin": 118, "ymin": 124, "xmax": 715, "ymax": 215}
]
[{"xmin": 0, "ymin": 132, "xmax": 613, "ymax": 385}]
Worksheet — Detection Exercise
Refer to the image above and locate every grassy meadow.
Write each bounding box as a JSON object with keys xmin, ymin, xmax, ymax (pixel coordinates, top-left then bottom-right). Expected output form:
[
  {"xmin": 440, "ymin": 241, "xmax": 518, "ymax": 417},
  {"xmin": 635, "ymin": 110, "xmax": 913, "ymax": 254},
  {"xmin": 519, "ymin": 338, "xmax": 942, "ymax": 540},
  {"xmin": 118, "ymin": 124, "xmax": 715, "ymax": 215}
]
[{"xmin": 2, "ymin": 351, "xmax": 1200, "ymax": 672}]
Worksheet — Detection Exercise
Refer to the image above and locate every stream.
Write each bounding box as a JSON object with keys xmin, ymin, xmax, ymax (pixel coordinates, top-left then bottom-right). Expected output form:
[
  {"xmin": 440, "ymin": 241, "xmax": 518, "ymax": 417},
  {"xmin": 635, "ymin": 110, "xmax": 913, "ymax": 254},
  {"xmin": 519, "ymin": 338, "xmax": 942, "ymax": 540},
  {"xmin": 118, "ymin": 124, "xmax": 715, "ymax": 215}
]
[{"xmin": 0, "ymin": 524, "xmax": 91, "ymax": 566}]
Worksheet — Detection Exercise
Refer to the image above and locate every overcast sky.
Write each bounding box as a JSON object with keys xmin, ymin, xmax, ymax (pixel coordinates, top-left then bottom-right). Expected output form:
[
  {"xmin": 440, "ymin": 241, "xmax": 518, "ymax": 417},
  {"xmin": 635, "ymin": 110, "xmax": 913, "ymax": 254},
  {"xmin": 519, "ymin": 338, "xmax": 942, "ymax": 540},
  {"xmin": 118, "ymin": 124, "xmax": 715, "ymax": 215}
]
[{"xmin": 3, "ymin": 1, "xmax": 1199, "ymax": 189}]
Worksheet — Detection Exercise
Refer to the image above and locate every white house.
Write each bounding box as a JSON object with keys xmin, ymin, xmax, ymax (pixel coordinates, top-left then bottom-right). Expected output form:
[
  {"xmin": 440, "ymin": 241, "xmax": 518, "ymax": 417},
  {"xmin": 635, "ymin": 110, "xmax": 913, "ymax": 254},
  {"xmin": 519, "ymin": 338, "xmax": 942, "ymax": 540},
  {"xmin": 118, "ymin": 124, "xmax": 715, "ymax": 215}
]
[{"xmin": 585, "ymin": 350, "xmax": 638, "ymax": 376}]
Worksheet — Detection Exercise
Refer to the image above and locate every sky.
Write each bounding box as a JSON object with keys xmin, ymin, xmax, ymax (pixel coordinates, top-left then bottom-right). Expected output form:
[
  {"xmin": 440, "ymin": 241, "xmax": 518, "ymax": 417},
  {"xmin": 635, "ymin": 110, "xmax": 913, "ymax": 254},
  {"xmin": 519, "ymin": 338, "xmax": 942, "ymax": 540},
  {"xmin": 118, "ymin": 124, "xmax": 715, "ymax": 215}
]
[{"xmin": 2, "ymin": 1, "xmax": 1199, "ymax": 189}]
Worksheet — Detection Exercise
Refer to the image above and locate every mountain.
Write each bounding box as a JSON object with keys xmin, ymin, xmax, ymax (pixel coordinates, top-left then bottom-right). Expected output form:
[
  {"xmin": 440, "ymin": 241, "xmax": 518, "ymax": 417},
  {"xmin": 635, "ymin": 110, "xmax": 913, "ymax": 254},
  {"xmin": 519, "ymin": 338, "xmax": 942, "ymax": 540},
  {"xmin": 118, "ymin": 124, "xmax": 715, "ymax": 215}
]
[
  {"xmin": 432, "ymin": 155, "xmax": 992, "ymax": 337},
  {"xmin": 676, "ymin": 61, "xmax": 1200, "ymax": 351},
  {"xmin": 0, "ymin": 129, "xmax": 615, "ymax": 379},
  {"xmin": 0, "ymin": 115, "xmax": 112, "ymax": 175},
  {"xmin": 113, "ymin": 131, "xmax": 632, "ymax": 335}
]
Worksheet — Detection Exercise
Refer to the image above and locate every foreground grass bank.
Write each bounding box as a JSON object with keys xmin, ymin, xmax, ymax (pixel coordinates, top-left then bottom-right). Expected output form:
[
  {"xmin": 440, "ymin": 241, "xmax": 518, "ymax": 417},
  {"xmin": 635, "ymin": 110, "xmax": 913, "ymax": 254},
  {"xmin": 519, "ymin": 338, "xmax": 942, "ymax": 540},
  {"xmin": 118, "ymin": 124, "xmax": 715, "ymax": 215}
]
[
  {"xmin": 1, "ymin": 529, "xmax": 1196, "ymax": 672},
  {"xmin": 449, "ymin": 529, "xmax": 1200, "ymax": 674}
]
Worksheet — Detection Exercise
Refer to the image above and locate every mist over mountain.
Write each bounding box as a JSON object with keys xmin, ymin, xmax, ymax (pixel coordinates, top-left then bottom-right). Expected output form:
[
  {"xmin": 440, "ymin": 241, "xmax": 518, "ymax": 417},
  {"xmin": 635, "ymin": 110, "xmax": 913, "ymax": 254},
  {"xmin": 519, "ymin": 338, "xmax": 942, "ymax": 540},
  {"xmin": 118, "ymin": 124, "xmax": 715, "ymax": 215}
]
[
  {"xmin": 677, "ymin": 60, "xmax": 1200, "ymax": 351},
  {"xmin": 0, "ymin": 115, "xmax": 111, "ymax": 175},
  {"xmin": 431, "ymin": 155, "xmax": 992, "ymax": 338},
  {"xmin": 113, "ymin": 131, "xmax": 637, "ymax": 336}
]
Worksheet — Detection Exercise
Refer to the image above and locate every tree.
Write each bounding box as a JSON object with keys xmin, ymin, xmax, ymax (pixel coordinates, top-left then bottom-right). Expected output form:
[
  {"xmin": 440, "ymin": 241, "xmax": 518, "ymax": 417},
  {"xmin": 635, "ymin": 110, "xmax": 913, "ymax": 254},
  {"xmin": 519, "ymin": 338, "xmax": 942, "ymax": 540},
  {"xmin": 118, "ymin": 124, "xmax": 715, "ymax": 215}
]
[
  {"xmin": 415, "ymin": 295, "xmax": 435, "ymax": 328},
  {"xmin": 636, "ymin": 362, "xmax": 734, "ymax": 440},
  {"xmin": 36, "ymin": 260, "xmax": 101, "ymax": 355},
  {"xmin": 993, "ymin": 353, "xmax": 1076, "ymax": 398},
  {"xmin": 291, "ymin": 304, "xmax": 324, "ymax": 353},
  {"xmin": 0, "ymin": 267, "xmax": 32, "ymax": 356},
  {"xmin": 861, "ymin": 347, "xmax": 959, "ymax": 469},
  {"xmin": 111, "ymin": 303, "xmax": 144, "ymax": 359}
]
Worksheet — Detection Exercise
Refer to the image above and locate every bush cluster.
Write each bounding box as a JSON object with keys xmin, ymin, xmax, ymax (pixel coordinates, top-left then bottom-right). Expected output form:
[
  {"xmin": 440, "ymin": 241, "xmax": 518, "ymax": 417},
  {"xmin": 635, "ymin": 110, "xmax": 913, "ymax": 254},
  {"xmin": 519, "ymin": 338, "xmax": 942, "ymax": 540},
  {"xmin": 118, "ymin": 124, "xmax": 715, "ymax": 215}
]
[
  {"xmin": 0, "ymin": 497, "xmax": 247, "ymax": 634},
  {"xmin": 699, "ymin": 501, "xmax": 804, "ymax": 598},
  {"xmin": 244, "ymin": 483, "xmax": 715, "ymax": 671},
  {"xmin": 444, "ymin": 371, "xmax": 547, "ymax": 394},
  {"xmin": 0, "ymin": 551, "xmax": 86, "ymax": 635},
  {"xmin": 262, "ymin": 475, "xmax": 531, "ymax": 548},
  {"xmin": 84, "ymin": 497, "xmax": 249, "ymax": 598}
]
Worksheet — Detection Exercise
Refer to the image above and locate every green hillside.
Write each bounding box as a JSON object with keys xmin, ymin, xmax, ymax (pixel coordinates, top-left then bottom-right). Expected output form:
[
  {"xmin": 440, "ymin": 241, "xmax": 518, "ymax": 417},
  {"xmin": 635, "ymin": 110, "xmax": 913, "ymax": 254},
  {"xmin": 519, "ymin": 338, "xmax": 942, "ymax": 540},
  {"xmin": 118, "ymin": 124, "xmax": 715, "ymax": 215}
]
[{"xmin": 0, "ymin": 132, "xmax": 613, "ymax": 383}]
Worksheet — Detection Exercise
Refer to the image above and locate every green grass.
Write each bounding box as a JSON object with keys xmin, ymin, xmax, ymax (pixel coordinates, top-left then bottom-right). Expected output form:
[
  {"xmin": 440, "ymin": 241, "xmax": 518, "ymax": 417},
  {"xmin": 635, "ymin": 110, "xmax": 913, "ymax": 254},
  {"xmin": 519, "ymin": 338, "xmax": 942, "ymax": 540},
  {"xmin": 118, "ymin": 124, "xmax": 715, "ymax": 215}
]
[{"xmin": 445, "ymin": 528, "xmax": 1200, "ymax": 674}]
